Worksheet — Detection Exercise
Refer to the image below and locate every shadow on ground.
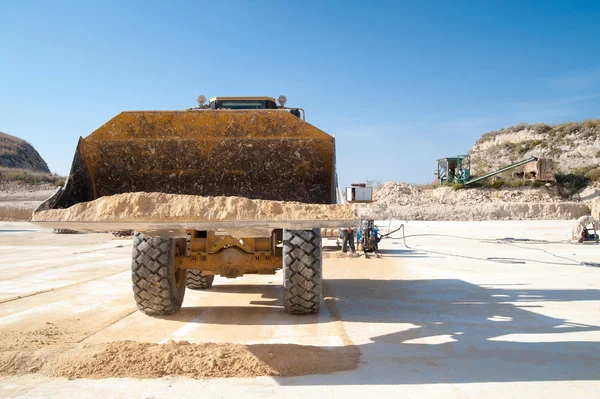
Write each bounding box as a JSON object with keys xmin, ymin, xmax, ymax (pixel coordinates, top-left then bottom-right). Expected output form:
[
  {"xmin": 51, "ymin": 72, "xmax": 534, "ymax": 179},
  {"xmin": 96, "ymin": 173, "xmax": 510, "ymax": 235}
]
[{"xmin": 179, "ymin": 277, "xmax": 600, "ymax": 385}]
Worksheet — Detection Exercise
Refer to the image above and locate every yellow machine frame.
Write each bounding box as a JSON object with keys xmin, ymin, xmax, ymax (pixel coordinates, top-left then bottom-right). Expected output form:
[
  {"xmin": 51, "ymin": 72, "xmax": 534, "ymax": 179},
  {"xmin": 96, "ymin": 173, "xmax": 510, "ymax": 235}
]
[{"xmin": 174, "ymin": 229, "xmax": 283, "ymax": 278}]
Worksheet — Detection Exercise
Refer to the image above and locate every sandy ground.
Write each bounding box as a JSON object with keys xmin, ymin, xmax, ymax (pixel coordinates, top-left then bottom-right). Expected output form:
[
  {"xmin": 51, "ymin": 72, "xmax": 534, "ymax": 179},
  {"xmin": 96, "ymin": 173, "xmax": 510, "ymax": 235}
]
[
  {"xmin": 0, "ymin": 190, "xmax": 55, "ymax": 221},
  {"xmin": 0, "ymin": 220, "xmax": 599, "ymax": 397}
]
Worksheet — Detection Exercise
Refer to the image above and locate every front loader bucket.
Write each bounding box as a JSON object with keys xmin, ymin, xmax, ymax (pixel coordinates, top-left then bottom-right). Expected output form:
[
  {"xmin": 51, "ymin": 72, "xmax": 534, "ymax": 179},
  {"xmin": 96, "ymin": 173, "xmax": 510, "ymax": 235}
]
[{"xmin": 40, "ymin": 110, "xmax": 336, "ymax": 212}]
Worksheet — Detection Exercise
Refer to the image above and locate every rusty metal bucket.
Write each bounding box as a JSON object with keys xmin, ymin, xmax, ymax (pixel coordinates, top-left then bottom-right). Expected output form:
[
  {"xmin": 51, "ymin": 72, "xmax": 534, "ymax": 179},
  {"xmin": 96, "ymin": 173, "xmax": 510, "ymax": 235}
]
[{"xmin": 44, "ymin": 109, "xmax": 337, "ymax": 210}]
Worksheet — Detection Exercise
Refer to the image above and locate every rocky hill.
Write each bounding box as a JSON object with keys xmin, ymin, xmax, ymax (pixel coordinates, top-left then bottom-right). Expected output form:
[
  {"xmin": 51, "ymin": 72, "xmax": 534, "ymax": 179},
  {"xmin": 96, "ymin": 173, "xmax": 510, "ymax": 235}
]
[
  {"xmin": 0, "ymin": 131, "xmax": 49, "ymax": 173},
  {"xmin": 357, "ymin": 119, "xmax": 600, "ymax": 222},
  {"xmin": 469, "ymin": 119, "xmax": 600, "ymax": 177}
]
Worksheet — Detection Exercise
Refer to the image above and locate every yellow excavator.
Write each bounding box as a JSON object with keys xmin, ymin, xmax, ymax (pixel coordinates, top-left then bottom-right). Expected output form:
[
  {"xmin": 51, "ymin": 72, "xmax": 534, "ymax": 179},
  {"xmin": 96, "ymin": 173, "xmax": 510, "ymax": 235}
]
[{"xmin": 31, "ymin": 96, "xmax": 354, "ymax": 316}]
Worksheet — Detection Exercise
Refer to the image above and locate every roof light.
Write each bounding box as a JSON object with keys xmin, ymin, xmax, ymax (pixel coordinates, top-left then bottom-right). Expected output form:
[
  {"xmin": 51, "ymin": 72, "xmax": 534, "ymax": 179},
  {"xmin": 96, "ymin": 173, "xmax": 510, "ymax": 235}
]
[{"xmin": 277, "ymin": 95, "xmax": 287, "ymax": 107}]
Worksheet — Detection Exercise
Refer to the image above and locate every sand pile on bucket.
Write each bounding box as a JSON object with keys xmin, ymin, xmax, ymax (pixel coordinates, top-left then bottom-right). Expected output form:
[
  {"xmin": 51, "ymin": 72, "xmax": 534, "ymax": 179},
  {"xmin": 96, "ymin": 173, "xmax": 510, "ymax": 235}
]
[{"xmin": 32, "ymin": 192, "xmax": 357, "ymax": 222}]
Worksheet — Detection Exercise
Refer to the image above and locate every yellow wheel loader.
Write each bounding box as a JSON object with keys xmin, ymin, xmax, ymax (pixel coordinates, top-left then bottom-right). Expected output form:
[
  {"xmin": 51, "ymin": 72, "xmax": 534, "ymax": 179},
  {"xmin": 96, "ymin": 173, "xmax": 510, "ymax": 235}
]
[{"xmin": 31, "ymin": 96, "xmax": 352, "ymax": 316}]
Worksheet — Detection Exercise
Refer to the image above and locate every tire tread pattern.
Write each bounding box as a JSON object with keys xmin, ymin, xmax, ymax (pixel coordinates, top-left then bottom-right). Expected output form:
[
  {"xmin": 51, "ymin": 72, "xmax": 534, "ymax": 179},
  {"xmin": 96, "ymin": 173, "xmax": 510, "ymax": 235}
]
[
  {"xmin": 186, "ymin": 269, "xmax": 215, "ymax": 290},
  {"xmin": 131, "ymin": 232, "xmax": 185, "ymax": 315},
  {"xmin": 283, "ymin": 229, "xmax": 323, "ymax": 314}
]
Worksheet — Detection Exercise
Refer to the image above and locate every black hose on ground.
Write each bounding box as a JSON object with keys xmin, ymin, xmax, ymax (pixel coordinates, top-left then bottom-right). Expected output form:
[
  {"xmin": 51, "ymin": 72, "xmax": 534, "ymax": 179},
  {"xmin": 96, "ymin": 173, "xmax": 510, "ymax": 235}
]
[{"xmin": 386, "ymin": 224, "xmax": 599, "ymax": 267}]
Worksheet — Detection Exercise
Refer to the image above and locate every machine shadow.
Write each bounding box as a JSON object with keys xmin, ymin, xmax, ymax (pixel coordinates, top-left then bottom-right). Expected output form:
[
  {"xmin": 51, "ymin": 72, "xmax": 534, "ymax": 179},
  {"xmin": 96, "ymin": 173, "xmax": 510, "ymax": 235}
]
[
  {"xmin": 279, "ymin": 278, "xmax": 600, "ymax": 385},
  {"xmin": 182, "ymin": 277, "xmax": 600, "ymax": 385}
]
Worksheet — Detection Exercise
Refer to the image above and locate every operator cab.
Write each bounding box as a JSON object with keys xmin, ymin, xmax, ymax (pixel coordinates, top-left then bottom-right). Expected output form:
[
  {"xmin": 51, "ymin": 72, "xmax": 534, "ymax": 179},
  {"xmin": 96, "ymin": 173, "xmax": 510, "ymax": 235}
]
[
  {"xmin": 209, "ymin": 96, "xmax": 277, "ymax": 110},
  {"xmin": 193, "ymin": 95, "xmax": 304, "ymax": 119}
]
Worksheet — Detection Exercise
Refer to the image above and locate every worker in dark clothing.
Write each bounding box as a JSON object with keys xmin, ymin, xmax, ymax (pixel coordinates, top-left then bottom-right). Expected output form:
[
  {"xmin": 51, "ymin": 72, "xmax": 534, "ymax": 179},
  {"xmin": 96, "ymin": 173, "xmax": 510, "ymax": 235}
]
[{"xmin": 341, "ymin": 227, "xmax": 356, "ymax": 254}]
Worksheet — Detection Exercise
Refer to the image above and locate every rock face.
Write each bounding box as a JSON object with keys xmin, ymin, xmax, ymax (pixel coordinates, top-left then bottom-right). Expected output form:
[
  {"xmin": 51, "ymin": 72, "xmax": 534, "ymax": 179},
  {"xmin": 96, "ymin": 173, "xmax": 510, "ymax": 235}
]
[
  {"xmin": 0, "ymin": 131, "xmax": 50, "ymax": 172},
  {"xmin": 469, "ymin": 120, "xmax": 600, "ymax": 176},
  {"xmin": 590, "ymin": 196, "xmax": 600, "ymax": 219},
  {"xmin": 375, "ymin": 182, "xmax": 567, "ymax": 206}
]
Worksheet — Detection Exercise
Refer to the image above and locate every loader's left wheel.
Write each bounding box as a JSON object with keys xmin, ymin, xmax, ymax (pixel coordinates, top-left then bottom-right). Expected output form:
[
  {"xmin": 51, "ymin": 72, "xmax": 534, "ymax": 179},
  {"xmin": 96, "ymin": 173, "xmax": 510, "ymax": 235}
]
[
  {"xmin": 282, "ymin": 229, "xmax": 323, "ymax": 315},
  {"xmin": 53, "ymin": 228, "xmax": 79, "ymax": 234},
  {"xmin": 112, "ymin": 230, "xmax": 134, "ymax": 237},
  {"xmin": 186, "ymin": 269, "xmax": 215, "ymax": 290},
  {"xmin": 131, "ymin": 232, "xmax": 186, "ymax": 315}
]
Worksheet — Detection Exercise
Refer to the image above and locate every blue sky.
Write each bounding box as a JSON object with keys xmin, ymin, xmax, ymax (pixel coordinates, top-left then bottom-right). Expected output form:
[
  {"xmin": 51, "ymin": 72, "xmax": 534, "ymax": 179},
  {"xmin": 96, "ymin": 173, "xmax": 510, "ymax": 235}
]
[{"xmin": 1, "ymin": 0, "xmax": 599, "ymax": 187}]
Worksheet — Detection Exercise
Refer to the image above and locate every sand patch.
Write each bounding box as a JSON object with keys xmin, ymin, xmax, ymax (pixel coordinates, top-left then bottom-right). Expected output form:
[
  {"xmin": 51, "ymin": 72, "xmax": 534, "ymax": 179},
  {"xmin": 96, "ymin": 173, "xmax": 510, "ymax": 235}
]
[
  {"xmin": 323, "ymin": 252, "xmax": 364, "ymax": 259},
  {"xmin": 0, "ymin": 340, "xmax": 360, "ymax": 379}
]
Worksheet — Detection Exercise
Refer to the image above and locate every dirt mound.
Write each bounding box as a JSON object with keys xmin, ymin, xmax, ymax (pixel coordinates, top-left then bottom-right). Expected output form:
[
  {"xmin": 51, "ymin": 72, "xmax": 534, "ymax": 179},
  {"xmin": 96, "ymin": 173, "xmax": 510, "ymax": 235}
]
[
  {"xmin": 0, "ymin": 340, "xmax": 359, "ymax": 379},
  {"xmin": 376, "ymin": 182, "xmax": 566, "ymax": 206},
  {"xmin": 365, "ymin": 182, "xmax": 590, "ymax": 221},
  {"xmin": 373, "ymin": 183, "xmax": 423, "ymax": 206}
]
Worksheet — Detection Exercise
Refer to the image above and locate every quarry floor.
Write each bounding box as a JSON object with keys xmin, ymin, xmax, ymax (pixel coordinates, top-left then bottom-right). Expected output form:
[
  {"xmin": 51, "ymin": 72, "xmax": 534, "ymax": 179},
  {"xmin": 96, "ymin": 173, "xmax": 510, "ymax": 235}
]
[{"xmin": 0, "ymin": 220, "xmax": 599, "ymax": 398}]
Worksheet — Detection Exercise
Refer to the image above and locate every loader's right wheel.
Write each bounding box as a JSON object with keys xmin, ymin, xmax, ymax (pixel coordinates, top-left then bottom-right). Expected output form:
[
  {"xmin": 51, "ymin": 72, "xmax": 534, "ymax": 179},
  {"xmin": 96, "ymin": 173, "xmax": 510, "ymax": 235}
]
[
  {"xmin": 131, "ymin": 232, "xmax": 186, "ymax": 315},
  {"xmin": 282, "ymin": 229, "xmax": 323, "ymax": 315},
  {"xmin": 186, "ymin": 269, "xmax": 215, "ymax": 290}
]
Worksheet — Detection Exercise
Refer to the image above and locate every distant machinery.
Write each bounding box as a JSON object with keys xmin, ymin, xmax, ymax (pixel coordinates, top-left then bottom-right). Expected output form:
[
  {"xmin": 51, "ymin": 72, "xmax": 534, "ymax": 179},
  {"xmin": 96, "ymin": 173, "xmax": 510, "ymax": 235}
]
[
  {"xmin": 436, "ymin": 155, "xmax": 471, "ymax": 184},
  {"xmin": 436, "ymin": 155, "xmax": 555, "ymax": 185}
]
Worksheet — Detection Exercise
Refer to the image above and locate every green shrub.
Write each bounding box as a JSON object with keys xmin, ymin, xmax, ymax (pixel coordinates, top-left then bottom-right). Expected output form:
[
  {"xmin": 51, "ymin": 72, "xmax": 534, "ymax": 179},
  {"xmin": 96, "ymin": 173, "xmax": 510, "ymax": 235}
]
[
  {"xmin": 54, "ymin": 180, "xmax": 65, "ymax": 187},
  {"xmin": 555, "ymin": 173, "xmax": 590, "ymax": 197},
  {"xmin": 585, "ymin": 168, "xmax": 600, "ymax": 182},
  {"xmin": 583, "ymin": 119, "xmax": 600, "ymax": 129},
  {"xmin": 0, "ymin": 166, "xmax": 65, "ymax": 185},
  {"xmin": 504, "ymin": 142, "xmax": 517, "ymax": 151},
  {"xmin": 491, "ymin": 180, "xmax": 504, "ymax": 189},
  {"xmin": 480, "ymin": 131, "xmax": 497, "ymax": 141},
  {"xmin": 451, "ymin": 182, "xmax": 465, "ymax": 190},
  {"xmin": 515, "ymin": 140, "xmax": 544, "ymax": 155},
  {"xmin": 531, "ymin": 123, "xmax": 552, "ymax": 134},
  {"xmin": 505, "ymin": 179, "xmax": 529, "ymax": 187},
  {"xmin": 513, "ymin": 123, "xmax": 528, "ymax": 132}
]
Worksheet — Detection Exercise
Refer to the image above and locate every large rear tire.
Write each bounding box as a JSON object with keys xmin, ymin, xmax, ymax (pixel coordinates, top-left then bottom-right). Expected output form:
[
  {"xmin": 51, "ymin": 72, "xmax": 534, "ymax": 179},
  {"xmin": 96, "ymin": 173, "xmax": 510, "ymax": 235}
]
[
  {"xmin": 186, "ymin": 269, "xmax": 215, "ymax": 290},
  {"xmin": 131, "ymin": 232, "xmax": 186, "ymax": 315},
  {"xmin": 282, "ymin": 229, "xmax": 323, "ymax": 315}
]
